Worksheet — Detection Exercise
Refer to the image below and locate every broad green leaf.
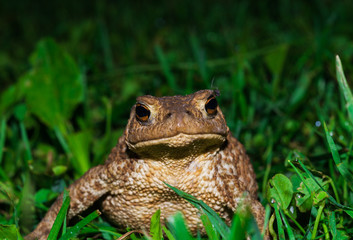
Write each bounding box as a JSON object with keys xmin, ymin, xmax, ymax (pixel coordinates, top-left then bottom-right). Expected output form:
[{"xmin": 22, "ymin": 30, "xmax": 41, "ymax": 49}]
[
  {"xmin": 34, "ymin": 189, "xmax": 58, "ymax": 204},
  {"xmin": 0, "ymin": 80, "xmax": 26, "ymax": 116},
  {"xmin": 22, "ymin": 38, "xmax": 83, "ymax": 129},
  {"xmin": 13, "ymin": 104, "xmax": 27, "ymax": 121},
  {"xmin": 336, "ymin": 230, "xmax": 350, "ymax": 240},
  {"xmin": 0, "ymin": 224, "xmax": 24, "ymax": 240},
  {"xmin": 52, "ymin": 165, "xmax": 68, "ymax": 176},
  {"xmin": 150, "ymin": 209, "xmax": 162, "ymax": 240},
  {"xmin": 266, "ymin": 174, "xmax": 293, "ymax": 210}
]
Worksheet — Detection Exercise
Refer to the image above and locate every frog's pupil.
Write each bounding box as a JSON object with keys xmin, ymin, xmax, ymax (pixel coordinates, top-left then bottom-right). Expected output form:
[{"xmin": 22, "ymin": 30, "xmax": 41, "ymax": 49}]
[
  {"xmin": 206, "ymin": 96, "xmax": 217, "ymax": 113},
  {"xmin": 136, "ymin": 104, "xmax": 150, "ymax": 121}
]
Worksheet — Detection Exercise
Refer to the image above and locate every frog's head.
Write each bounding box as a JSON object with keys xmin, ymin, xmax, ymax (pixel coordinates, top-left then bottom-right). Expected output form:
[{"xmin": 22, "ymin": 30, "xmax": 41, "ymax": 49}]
[{"xmin": 125, "ymin": 90, "xmax": 229, "ymax": 159}]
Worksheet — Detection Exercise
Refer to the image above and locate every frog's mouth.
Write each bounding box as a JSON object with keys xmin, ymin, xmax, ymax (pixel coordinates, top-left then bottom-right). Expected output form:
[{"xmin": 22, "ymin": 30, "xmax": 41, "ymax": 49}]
[{"xmin": 126, "ymin": 133, "xmax": 226, "ymax": 160}]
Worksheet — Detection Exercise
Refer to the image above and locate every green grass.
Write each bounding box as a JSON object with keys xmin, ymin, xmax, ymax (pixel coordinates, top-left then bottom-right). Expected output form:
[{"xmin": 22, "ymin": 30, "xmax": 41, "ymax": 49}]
[{"xmin": 1, "ymin": 1, "xmax": 353, "ymax": 239}]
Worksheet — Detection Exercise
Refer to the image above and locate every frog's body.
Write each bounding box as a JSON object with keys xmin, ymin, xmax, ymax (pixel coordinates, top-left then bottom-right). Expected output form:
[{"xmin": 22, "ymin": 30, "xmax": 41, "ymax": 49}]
[{"xmin": 26, "ymin": 90, "xmax": 265, "ymax": 239}]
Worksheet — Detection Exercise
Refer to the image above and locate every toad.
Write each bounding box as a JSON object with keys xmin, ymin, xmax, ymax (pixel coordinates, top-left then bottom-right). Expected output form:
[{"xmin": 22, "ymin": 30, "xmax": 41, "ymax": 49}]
[{"xmin": 26, "ymin": 90, "xmax": 266, "ymax": 239}]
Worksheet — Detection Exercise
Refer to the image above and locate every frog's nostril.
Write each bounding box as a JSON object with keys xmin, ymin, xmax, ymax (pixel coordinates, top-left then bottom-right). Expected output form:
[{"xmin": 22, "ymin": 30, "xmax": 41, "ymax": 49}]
[
  {"xmin": 165, "ymin": 113, "xmax": 172, "ymax": 119},
  {"xmin": 185, "ymin": 110, "xmax": 192, "ymax": 116}
]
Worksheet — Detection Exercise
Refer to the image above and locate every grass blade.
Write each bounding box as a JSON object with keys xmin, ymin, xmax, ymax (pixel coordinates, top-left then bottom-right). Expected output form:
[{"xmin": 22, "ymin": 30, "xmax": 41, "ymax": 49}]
[
  {"xmin": 336, "ymin": 55, "xmax": 353, "ymax": 124},
  {"xmin": 294, "ymin": 158, "xmax": 353, "ymax": 214},
  {"xmin": 19, "ymin": 121, "xmax": 32, "ymax": 167},
  {"xmin": 274, "ymin": 205, "xmax": 285, "ymax": 240},
  {"xmin": 323, "ymin": 122, "xmax": 353, "ymax": 191},
  {"xmin": 162, "ymin": 226, "xmax": 175, "ymax": 240},
  {"xmin": 59, "ymin": 210, "xmax": 101, "ymax": 240},
  {"xmin": 166, "ymin": 212, "xmax": 193, "ymax": 240},
  {"xmin": 229, "ymin": 212, "xmax": 247, "ymax": 240},
  {"xmin": 200, "ymin": 214, "xmax": 219, "ymax": 240},
  {"xmin": 190, "ymin": 34, "xmax": 208, "ymax": 85},
  {"xmin": 164, "ymin": 182, "xmax": 230, "ymax": 239},
  {"xmin": 279, "ymin": 208, "xmax": 295, "ymax": 240},
  {"xmin": 47, "ymin": 190, "xmax": 70, "ymax": 240},
  {"xmin": 0, "ymin": 117, "xmax": 6, "ymax": 165},
  {"xmin": 150, "ymin": 209, "xmax": 162, "ymax": 240},
  {"xmin": 154, "ymin": 45, "xmax": 177, "ymax": 90},
  {"xmin": 328, "ymin": 211, "xmax": 337, "ymax": 239},
  {"xmin": 54, "ymin": 126, "xmax": 71, "ymax": 155}
]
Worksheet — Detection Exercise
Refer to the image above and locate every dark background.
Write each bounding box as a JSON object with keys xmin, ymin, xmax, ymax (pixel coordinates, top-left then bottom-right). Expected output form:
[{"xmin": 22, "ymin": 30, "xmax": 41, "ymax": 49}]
[{"xmin": 1, "ymin": 0, "xmax": 353, "ymax": 238}]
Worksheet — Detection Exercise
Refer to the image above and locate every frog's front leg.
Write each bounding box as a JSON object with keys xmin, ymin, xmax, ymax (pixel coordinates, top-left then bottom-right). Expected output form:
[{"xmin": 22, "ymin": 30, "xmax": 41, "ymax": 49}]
[{"xmin": 25, "ymin": 162, "xmax": 118, "ymax": 240}]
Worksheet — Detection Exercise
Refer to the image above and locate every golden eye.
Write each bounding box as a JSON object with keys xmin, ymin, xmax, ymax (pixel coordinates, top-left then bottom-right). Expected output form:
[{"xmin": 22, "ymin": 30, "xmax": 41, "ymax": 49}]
[
  {"xmin": 205, "ymin": 95, "xmax": 218, "ymax": 115},
  {"xmin": 136, "ymin": 103, "xmax": 150, "ymax": 122}
]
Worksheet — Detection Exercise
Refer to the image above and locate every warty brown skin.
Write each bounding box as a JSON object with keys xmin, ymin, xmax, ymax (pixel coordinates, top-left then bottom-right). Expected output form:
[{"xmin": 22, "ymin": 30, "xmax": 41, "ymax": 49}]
[{"xmin": 25, "ymin": 90, "xmax": 266, "ymax": 239}]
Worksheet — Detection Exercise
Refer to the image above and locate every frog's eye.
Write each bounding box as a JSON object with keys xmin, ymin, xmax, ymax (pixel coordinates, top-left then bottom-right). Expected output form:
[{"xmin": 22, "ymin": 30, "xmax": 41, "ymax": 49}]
[
  {"xmin": 205, "ymin": 95, "xmax": 218, "ymax": 115},
  {"xmin": 136, "ymin": 103, "xmax": 151, "ymax": 122}
]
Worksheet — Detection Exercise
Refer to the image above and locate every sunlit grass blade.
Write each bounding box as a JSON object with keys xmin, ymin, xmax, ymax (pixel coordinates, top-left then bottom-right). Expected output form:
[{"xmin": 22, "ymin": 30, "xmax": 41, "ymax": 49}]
[
  {"xmin": 166, "ymin": 212, "xmax": 193, "ymax": 240},
  {"xmin": 0, "ymin": 117, "xmax": 6, "ymax": 165},
  {"xmin": 154, "ymin": 45, "xmax": 177, "ymax": 90},
  {"xmin": 229, "ymin": 212, "xmax": 247, "ymax": 240},
  {"xmin": 274, "ymin": 205, "xmax": 285, "ymax": 240},
  {"xmin": 165, "ymin": 182, "xmax": 230, "ymax": 239},
  {"xmin": 150, "ymin": 209, "xmax": 162, "ymax": 240},
  {"xmin": 323, "ymin": 122, "xmax": 353, "ymax": 191},
  {"xmin": 200, "ymin": 214, "xmax": 219, "ymax": 240},
  {"xmin": 59, "ymin": 210, "xmax": 101, "ymax": 240},
  {"xmin": 311, "ymin": 203, "xmax": 325, "ymax": 240},
  {"xmin": 336, "ymin": 55, "xmax": 353, "ymax": 124},
  {"xmin": 162, "ymin": 226, "xmax": 175, "ymax": 240},
  {"xmin": 47, "ymin": 190, "xmax": 70, "ymax": 240}
]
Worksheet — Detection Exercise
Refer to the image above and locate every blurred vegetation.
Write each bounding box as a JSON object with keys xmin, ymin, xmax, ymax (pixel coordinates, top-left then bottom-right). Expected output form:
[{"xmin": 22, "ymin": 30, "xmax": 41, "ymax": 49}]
[{"xmin": 1, "ymin": 0, "xmax": 353, "ymax": 239}]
